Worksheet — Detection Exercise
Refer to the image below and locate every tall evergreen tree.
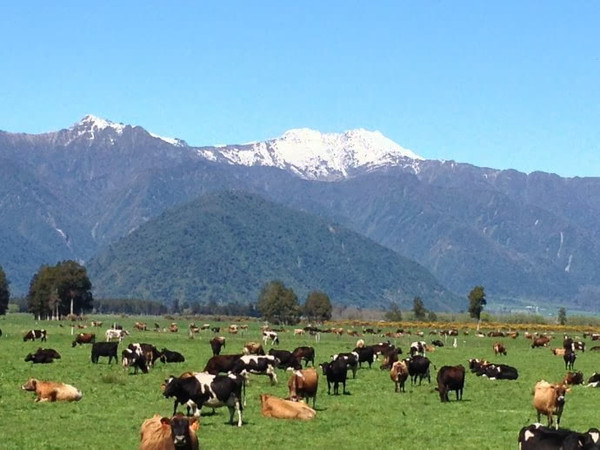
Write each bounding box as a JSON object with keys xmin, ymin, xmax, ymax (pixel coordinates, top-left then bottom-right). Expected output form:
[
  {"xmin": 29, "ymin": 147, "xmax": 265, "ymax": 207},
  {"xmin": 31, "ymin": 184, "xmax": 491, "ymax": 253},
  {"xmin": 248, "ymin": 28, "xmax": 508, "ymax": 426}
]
[
  {"xmin": 0, "ymin": 266, "xmax": 9, "ymax": 315},
  {"xmin": 468, "ymin": 285, "xmax": 487, "ymax": 329},
  {"xmin": 558, "ymin": 307, "xmax": 567, "ymax": 325}
]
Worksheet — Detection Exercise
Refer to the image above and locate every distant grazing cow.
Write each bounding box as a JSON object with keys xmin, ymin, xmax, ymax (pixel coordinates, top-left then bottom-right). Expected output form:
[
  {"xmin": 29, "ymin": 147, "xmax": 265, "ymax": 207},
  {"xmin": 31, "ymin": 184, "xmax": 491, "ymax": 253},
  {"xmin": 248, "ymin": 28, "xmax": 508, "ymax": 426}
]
[
  {"xmin": 563, "ymin": 371, "xmax": 584, "ymax": 386},
  {"xmin": 552, "ymin": 348, "xmax": 566, "ymax": 356},
  {"xmin": 25, "ymin": 348, "xmax": 61, "ymax": 364},
  {"xmin": 260, "ymin": 394, "xmax": 316, "ymax": 420},
  {"xmin": 436, "ymin": 365, "xmax": 465, "ymax": 402},
  {"xmin": 243, "ymin": 342, "xmax": 265, "ymax": 355},
  {"xmin": 518, "ymin": 423, "xmax": 600, "ymax": 450},
  {"xmin": 23, "ymin": 329, "xmax": 47, "ymax": 342},
  {"xmin": 210, "ymin": 337, "xmax": 226, "ymax": 356},
  {"xmin": 263, "ymin": 331, "xmax": 279, "ymax": 346},
  {"xmin": 292, "ymin": 346, "xmax": 315, "ymax": 367},
  {"xmin": 293, "ymin": 329, "xmax": 305, "ymax": 336},
  {"xmin": 390, "ymin": 360, "xmax": 409, "ymax": 393},
  {"xmin": 91, "ymin": 341, "xmax": 119, "ymax": 364},
  {"xmin": 587, "ymin": 373, "xmax": 600, "ymax": 388},
  {"xmin": 409, "ymin": 341, "xmax": 426, "ymax": 356},
  {"xmin": 160, "ymin": 348, "xmax": 185, "ymax": 363},
  {"xmin": 203, "ymin": 354, "xmax": 243, "ymax": 375},
  {"xmin": 21, "ymin": 378, "xmax": 82, "ymax": 402},
  {"xmin": 228, "ymin": 324, "xmax": 238, "ymax": 334},
  {"xmin": 533, "ymin": 380, "xmax": 569, "ymax": 429},
  {"xmin": 532, "ymin": 336, "xmax": 551, "ymax": 348},
  {"xmin": 122, "ymin": 344, "xmax": 149, "ymax": 374},
  {"xmin": 162, "ymin": 372, "xmax": 244, "ymax": 427},
  {"xmin": 72, "ymin": 333, "xmax": 95, "ymax": 347},
  {"xmin": 105, "ymin": 329, "xmax": 128, "ymax": 342},
  {"xmin": 288, "ymin": 367, "xmax": 318, "ymax": 408},
  {"xmin": 134, "ymin": 322, "xmax": 147, "ymax": 331},
  {"xmin": 319, "ymin": 359, "xmax": 348, "ymax": 395},
  {"xmin": 564, "ymin": 350, "xmax": 576, "ymax": 370},
  {"xmin": 139, "ymin": 414, "xmax": 199, "ymax": 450},
  {"xmin": 231, "ymin": 355, "xmax": 279, "ymax": 385},
  {"xmin": 493, "ymin": 342, "xmax": 507, "ymax": 356},
  {"xmin": 169, "ymin": 323, "xmax": 178, "ymax": 333},
  {"xmin": 404, "ymin": 355, "xmax": 431, "ymax": 385},
  {"xmin": 268, "ymin": 349, "xmax": 302, "ymax": 370},
  {"xmin": 90, "ymin": 321, "xmax": 102, "ymax": 327}
]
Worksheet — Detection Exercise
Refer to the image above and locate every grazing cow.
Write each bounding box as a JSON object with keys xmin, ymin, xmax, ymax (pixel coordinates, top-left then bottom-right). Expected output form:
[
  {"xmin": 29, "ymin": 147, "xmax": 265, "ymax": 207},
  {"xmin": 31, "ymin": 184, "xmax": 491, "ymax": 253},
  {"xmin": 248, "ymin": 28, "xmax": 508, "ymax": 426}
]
[
  {"xmin": 21, "ymin": 378, "xmax": 82, "ymax": 402},
  {"xmin": 532, "ymin": 336, "xmax": 551, "ymax": 348},
  {"xmin": 243, "ymin": 342, "xmax": 265, "ymax": 355},
  {"xmin": 105, "ymin": 329, "xmax": 128, "ymax": 342},
  {"xmin": 259, "ymin": 394, "xmax": 316, "ymax": 420},
  {"xmin": 564, "ymin": 350, "xmax": 576, "ymax": 370},
  {"xmin": 390, "ymin": 360, "xmax": 409, "ymax": 393},
  {"xmin": 533, "ymin": 380, "xmax": 569, "ymax": 429},
  {"xmin": 122, "ymin": 344, "xmax": 149, "ymax": 374},
  {"xmin": 268, "ymin": 349, "xmax": 302, "ymax": 370},
  {"xmin": 134, "ymin": 322, "xmax": 147, "ymax": 331},
  {"xmin": 331, "ymin": 352, "xmax": 358, "ymax": 379},
  {"xmin": 262, "ymin": 331, "xmax": 279, "ymax": 346},
  {"xmin": 352, "ymin": 346, "xmax": 376, "ymax": 369},
  {"xmin": 91, "ymin": 341, "xmax": 119, "ymax": 364},
  {"xmin": 409, "ymin": 341, "xmax": 427, "ymax": 356},
  {"xmin": 231, "ymin": 355, "xmax": 279, "ymax": 385},
  {"xmin": 319, "ymin": 359, "xmax": 349, "ymax": 395},
  {"xmin": 372, "ymin": 342, "xmax": 396, "ymax": 358},
  {"xmin": 139, "ymin": 414, "xmax": 199, "ymax": 450},
  {"xmin": 203, "ymin": 354, "xmax": 242, "ymax": 375},
  {"xmin": 25, "ymin": 348, "xmax": 61, "ymax": 364},
  {"xmin": 72, "ymin": 332, "xmax": 96, "ymax": 347},
  {"xmin": 404, "ymin": 355, "xmax": 431, "ymax": 385},
  {"xmin": 288, "ymin": 367, "xmax": 318, "ymax": 407},
  {"xmin": 563, "ymin": 371, "xmax": 584, "ymax": 386},
  {"xmin": 160, "ymin": 349, "xmax": 185, "ymax": 363},
  {"xmin": 291, "ymin": 346, "xmax": 315, "ymax": 368},
  {"xmin": 162, "ymin": 372, "xmax": 244, "ymax": 427},
  {"xmin": 293, "ymin": 329, "xmax": 305, "ymax": 336},
  {"xmin": 552, "ymin": 348, "xmax": 566, "ymax": 356},
  {"xmin": 587, "ymin": 373, "xmax": 600, "ymax": 388},
  {"xmin": 169, "ymin": 323, "xmax": 178, "ymax": 333},
  {"xmin": 518, "ymin": 423, "xmax": 600, "ymax": 450},
  {"xmin": 493, "ymin": 342, "xmax": 507, "ymax": 356},
  {"xmin": 209, "ymin": 336, "xmax": 226, "ymax": 356},
  {"xmin": 436, "ymin": 365, "xmax": 465, "ymax": 402},
  {"xmin": 23, "ymin": 329, "xmax": 47, "ymax": 342}
]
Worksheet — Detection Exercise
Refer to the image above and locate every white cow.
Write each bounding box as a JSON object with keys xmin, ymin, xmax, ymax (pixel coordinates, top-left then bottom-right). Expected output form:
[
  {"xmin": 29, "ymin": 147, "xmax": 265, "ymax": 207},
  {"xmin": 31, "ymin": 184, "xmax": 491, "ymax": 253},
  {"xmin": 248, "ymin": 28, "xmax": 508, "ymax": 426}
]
[{"xmin": 105, "ymin": 329, "xmax": 128, "ymax": 342}]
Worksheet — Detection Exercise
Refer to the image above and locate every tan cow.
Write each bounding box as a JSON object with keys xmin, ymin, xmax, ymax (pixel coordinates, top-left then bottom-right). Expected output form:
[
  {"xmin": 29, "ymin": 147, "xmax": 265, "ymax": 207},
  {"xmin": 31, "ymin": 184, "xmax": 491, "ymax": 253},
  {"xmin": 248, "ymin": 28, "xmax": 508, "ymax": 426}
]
[
  {"xmin": 139, "ymin": 414, "xmax": 199, "ymax": 450},
  {"xmin": 21, "ymin": 378, "xmax": 82, "ymax": 402},
  {"xmin": 288, "ymin": 368, "xmax": 318, "ymax": 408},
  {"xmin": 243, "ymin": 342, "xmax": 265, "ymax": 355},
  {"xmin": 259, "ymin": 394, "xmax": 316, "ymax": 420},
  {"xmin": 169, "ymin": 323, "xmax": 178, "ymax": 333},
  {"xmin": 390, "ymin": 360, "xmax": 409, "ymax": 392},
  {"xmin": 552, "ymin": 348, "xmax": 566, "ymax": 356},
  {"xmin": 493, "ymin": 342, "xmax": 507, "ymax": 356},
  {"xmin": 134, "ymin": 322, "xmax": 147, "ymax": 331},
  {"xmin": 533, "ymin": 380, "xmax": 569, "ymax": 429}
]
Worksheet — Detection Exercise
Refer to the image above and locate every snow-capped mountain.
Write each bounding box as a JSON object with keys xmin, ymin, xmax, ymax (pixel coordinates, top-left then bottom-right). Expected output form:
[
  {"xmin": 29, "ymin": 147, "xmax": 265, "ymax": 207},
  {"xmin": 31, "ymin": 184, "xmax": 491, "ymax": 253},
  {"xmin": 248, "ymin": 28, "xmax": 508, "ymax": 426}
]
[{"xmin": 198, "ymin": 128, "xmax": 423, "ymax": 181}]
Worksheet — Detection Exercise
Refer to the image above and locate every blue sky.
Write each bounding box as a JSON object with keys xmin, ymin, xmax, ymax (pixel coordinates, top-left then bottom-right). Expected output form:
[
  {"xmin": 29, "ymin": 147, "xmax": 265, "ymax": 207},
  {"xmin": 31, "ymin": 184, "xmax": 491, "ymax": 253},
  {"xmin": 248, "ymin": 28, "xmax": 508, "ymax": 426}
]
[{"xmin": 2, "ymin": 2, "xmax": 599, "ymax": 177}]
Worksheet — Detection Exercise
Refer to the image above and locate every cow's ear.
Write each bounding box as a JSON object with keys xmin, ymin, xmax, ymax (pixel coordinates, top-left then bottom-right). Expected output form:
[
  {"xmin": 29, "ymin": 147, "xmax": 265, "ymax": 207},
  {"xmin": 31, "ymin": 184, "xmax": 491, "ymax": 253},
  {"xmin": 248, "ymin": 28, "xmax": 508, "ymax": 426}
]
[
  {"xmin": 160, "ymin": 417, "xmax": 171, "ymax": 427},
  {"xmin": 189, "ymin": 417, "xmax": 199, "ymax": 431}
]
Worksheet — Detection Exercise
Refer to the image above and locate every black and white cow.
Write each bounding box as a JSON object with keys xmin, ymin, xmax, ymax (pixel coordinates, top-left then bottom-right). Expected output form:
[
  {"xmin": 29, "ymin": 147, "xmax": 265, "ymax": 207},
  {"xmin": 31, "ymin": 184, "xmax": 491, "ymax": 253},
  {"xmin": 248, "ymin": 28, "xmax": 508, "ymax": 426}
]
[
  {"xmin": 518, "ymin": 423, "xmax": 600, "ymax": 450},
  {"xmin": 587, "ymin": 373, "xmax": 600, "ymax": 388},
  {"xmin": 105, "ymin": 329, "xmax": 128, "ymax": 342},
  {"xmin": 476, "ymin": 363, "xmax": 519, "ymax": 380},
  {"xmin": 91, "ymin": 341, "xmax": 119, "ymax": 364},
  {"xmin": 268, "ymin": 349, "xmax": 302, "ymax": 370},
  {"xmin": 23, "ymin": 329, "xmax": 47, "ymax": 342},
  {"xmin": 162, "ymin": 372, "xmax": 244, "ymax": 427},
  {"xmin": 160, "ymin": 348, "xmax": 186, "ymax": 363},
  {"xmin": 331, "ymin": 352, "xmax": 358, "ymax": 379},
  {"xmin": 409, "ymin": 341, "xmax": 427, "ymax": 356},
  {"xmin": 564, "ymin": 350, "xmax": 576, "ymax": 371},
  {"xmin": 122, "ymin": 344, "xmax": 149, "ymax": 374},
  {"xmin": 231, "ymin": 355, "xmax": 279, "ymax": 385},
  {"xmin": 262, "ymin": 331, "xmax": 279, "ymax": 346}
]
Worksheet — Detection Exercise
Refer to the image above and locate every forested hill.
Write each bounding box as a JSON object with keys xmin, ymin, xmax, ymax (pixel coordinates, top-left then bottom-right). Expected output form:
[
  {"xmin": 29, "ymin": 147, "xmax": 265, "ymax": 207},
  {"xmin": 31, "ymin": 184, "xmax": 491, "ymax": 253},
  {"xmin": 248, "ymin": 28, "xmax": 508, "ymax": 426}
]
[{"xmin": 87, "ymin": 191, "xmax": 459, "ymax": 310}]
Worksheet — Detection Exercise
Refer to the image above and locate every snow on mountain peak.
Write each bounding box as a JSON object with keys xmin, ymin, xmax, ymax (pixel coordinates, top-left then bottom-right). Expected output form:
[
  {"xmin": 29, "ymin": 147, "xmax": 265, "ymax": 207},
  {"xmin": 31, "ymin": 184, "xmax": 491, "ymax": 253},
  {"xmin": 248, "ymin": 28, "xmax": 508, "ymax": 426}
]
[{"xmin": 74, "ymin": 115, "xmax": 126, "ymax": 134}]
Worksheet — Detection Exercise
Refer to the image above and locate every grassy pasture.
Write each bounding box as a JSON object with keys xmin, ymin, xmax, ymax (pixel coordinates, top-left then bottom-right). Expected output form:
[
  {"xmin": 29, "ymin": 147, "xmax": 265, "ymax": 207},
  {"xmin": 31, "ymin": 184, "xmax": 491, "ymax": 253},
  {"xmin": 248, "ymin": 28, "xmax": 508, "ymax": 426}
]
[{"xmin": 1, "ymin": 314, "xmax": 599, "ymax": 449}]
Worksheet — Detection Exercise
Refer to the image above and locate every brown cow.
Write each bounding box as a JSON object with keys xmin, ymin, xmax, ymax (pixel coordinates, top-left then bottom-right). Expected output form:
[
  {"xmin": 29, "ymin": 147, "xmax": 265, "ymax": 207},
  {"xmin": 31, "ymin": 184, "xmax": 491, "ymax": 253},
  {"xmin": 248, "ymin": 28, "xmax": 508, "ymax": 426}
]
[
  {"xmin": 390, "ymin": 360, "xmax": 409, "ymax": 392},
  {"xmin": 21, "ymin": 378, "xmax": 82, "ymax": 402},
  {"xmin": 209, "ymin": 337, "xmax": 226, "ymax": 356},
  {"xmin": 532, "ymin": 336, "xmax": 551, "ymax": 348},
  {"xmin": 533, "ymin": 380, "xmax": 569, "ymax": 429},
  {"xmin": 243, "ymin": 342, "xmax": 265, "ymax": 355},
  {"xmin": 139, "ymin": 414, "xmax": 199, "ymax": 450},
  {"xmin": 72, "ymin": 333, "xmax": 96, "ymax": 347},
  {"xmin": 288, "ymin": 368, "xmax": 318, "ymax": 408},
  {"xmin": 169, "ymin": 323, "xmax": 178, "ymax": 333},
  {"xmin": 259, "ymin": 394, "xmax": 316, "ymax": 420},
  {"xmin": 493, "ymin": 342, "xmax": 507, "ymax": 356},
  {"xmin": 562, "ymin": 371, "xmax": 584, "ymax": 386},
  {"xmin": 134, "ymin": 322, "xmax": 147, "ymax": 331},
  {"xmin": 436, "ymin": 365, "xmax": 465, "ymax": 402}
]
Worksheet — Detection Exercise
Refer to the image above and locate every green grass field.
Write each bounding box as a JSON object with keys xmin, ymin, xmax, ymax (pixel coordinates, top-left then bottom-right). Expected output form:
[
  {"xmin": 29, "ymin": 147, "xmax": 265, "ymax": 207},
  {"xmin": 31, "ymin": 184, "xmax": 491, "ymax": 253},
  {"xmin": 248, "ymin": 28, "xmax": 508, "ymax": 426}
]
[{"xmin": 0, "ymin": 313, "xmax": 598, "ymax": 449}]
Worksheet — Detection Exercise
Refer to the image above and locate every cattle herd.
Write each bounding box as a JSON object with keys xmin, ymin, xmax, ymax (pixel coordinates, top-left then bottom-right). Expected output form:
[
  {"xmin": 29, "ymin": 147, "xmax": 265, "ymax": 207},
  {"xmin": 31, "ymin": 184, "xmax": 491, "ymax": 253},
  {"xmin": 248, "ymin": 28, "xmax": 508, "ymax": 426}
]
[{"xmin": 9, "ymin": 322, "xmax": 600, "ymax": 449}]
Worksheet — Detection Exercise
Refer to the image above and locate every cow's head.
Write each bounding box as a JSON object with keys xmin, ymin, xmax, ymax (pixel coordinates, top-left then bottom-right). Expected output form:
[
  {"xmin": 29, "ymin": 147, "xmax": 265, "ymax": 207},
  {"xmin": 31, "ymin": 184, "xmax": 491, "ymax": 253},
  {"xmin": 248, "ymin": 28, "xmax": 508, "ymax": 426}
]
[
  {"xmin": 167, "ymin": 414, "xmax": 198, "ymax": 448},
  {"xmin": 22, "ymin": 378, "xmax": 37, "ymax": 391},
  {"xmin": 162, "ymin": 376, "xmax": 178, "ymax": 397}
]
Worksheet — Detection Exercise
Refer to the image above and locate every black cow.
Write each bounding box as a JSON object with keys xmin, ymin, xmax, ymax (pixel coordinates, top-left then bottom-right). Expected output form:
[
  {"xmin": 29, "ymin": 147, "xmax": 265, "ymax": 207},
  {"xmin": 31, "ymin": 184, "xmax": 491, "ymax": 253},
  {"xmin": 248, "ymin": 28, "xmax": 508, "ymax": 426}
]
[
  {"xmin": 91, "ymin": 341, "xmax": 119, "ymax": 364},
  {"xmin": 518, "ymin": 423, "xmax": 600, "ymax": 450},
  {"xmin": 203, "ymin": 354, "xmax": 242, "ymax": 375},
  {"xmin": 25, "ymin": 348, "xmax": 61, "ymax": 364},
  {"xmin": 160, "ymin": 348, "xmax": 185, "ymax": 363},
  {"xmin": 564, "ymin": 350, "xmax": 576, "ymax": 370},
  {"xmin": 404, "ymin": 355, "xmax": 431, "ymax": 385},
  {"xmin": 122, "ymin": 345, "xmax": 149, "ymax": 374},
  {"xmin": 210, "ymin": 337, "xmax": 226, "ymax": 356},
  {"xmin": 431, "ymin": 340, "xmax": 444, "ymax": 347},
  {"xmin": 332, "ymin": 352, "xmax": 358, "ymax": 379},
  {"xmin": 292, "ymin": 346, "xmax": 315, "ymax": 367},
  {"xmin": 268, "ymin": 349, "xmax": 302, "ymax": 370},
  {"xmin": 380, "ymin": 348, "xmax": 401, "ymax": 370},
  {"xmin": 351, "ymin": 346, "xmax": 376, "ymax": 369},
  {"xmin": 162, "ymin": 372, "xmax": 244, "ymax": 427},
  {"xmin": 320, "ymin": 358, "xmax": 349, "ymax": 395},
  {"xmin": 23, "ymin": 329, "xmax": 47, "ymax": 342},
  {"xmin": 436, "ymin": 365, "xmax": 465, "ymax": 402},
  {"xmin": 230, "ymin": 355, "xmax": 279, "ymax": 385}
]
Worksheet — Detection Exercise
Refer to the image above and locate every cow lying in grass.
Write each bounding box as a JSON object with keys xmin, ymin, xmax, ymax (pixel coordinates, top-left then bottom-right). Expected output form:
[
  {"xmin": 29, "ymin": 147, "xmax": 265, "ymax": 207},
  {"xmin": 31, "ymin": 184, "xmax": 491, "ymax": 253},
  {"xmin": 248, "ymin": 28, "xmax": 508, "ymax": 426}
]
[
  {"xmin": 21, "ymin": 378, "xmax": 82, "ymax": 402},
  {"xmin": 139, "ymin": 414, "xmax": 199, "ymax": 450},
  {"xmin": 259, "ymin": 394, "xmax": 316, "ymax": 420}
]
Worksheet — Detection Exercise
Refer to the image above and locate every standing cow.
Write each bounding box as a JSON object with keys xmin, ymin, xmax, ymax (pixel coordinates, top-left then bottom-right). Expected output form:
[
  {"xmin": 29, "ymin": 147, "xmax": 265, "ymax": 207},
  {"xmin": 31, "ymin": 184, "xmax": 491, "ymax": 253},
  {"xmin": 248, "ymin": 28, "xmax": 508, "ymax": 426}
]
[
  {"xmin": 23, "ymin": 329, "xmax": 47, "ymax": 342},
  {"xmin": 436, "ymin": 365, "xmax": 465, "ymax": 402}
]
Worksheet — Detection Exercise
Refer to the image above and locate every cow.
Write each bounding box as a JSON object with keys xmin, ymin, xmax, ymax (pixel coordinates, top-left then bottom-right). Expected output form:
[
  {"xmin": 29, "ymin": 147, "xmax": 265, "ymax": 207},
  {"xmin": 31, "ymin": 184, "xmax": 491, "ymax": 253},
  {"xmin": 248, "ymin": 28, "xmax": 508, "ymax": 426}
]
[
  {"xmin": 390, "ymin": 360, "xmax": 409, "ymax": 393},
  {"xmin": 404, "ymin": 355, "xmax": 431, "ymax": 385},
  {"xmin": 351, "ymin": 346, "xmax": 376, "ymax": 369},
  {"xmin": 493, "ymin": 342, "xmax": 507, "ymax": 356},
  {"xmin": 105, "ymin": 329, "xmax": 128, "ymax": 342},
  {"xmin": 210, "ymin": 337, "xmax": 226, "ymax": 356},
  {"xmin": 160, "ymin": 349, "xmax": 185, "ymax": 363},
  {"xmin": 293, "ymin": 329, "xmax": 305, "ymax": 336},
  {"xmin": 587, "ymin": 373, "xmax": 600, "ymax": 388},
  {"xmin": 564, "ymin": 350, "xmax": 576, "ymax": 371},
  {"xmin": 436, "ymin": 365, "xmax": 465, "ymax": 402},
  {"xmin": 259, "ymin": 394, "xmax": 316, "ymax": 420},
  {"xmin": 268, "ymin": 349, "xmax": 302, "ymax": 370},
  {"xmin": 552, "ymin": 348, "xmax": 566, "ymax": 356},
  {"xmin": 72, "ymin": 333, "xmax": 95, "ymax": 347},
  {"xmin": 331, "ymin": 352, "xmax": 358, "ymax": 379},
  {"xmin": 380, "ymin": 348, "xmax": 401, "ymax": 371},
  {"xmin": 169, "ymin": 323, "xmax": 178, "ymax": 333},
  {"xmin": 203, "ymin": 354, "xmax": 243, "ymax": 375},
  {"xmin": 262, "ymin": 331, "xmax": 279, "ymax": 346},
  {"xmin": 409, "ymin": 341, "xmax": 426, "ymax": 356},
  {"xmin": 563, "ymin": 371, "xmax": 584, "ymax": 386},
  {"xmin": 21, "ymin": 378, "xmax": 82, "ymax": 402},
  {"xmin": 292, "ymin": 346, "xmax": 315, "ymax": 367},
  {"xmin": 475, "ymin": 363, "xmax": 519, "ymax": 380},
  {"xmin": 211, "ymin": 327, "xmax": 220, "ymax": 333},
  {"xmin": 228, "ymin": 324, "xmax": 238, "ymax": 334},
  {"xmin": 288, "ymin": 367, "xmax": 318, "ymax": 408},
  {"xmin": 91, "ymin": 341, "xmax": 119, "ymax": 364},
  {"xmin": 518, "ymin": 423, "xmax": 600, "ymax": 450},
  {"xmin": 25, "ymin": 348, "xmax": 61, "ymax": 364},
  {"xmin": 162, "ymin": 372, "xmax": 244, "ymax": 427},
  {"xmin": 431, "ymin": 339, "xmax": 444, "ymax": 347},
  {"xmin": 532, "ymin": 336, "xmax": 551, "ymax": 348},
  {"xmin": 122, "ymin": 344, "xmax": 149, "ymax": 374},
  {"xmin": 319, "ymin": 358, "xmax": 348, "ymax": 395},
  {"xmin": 533, "ymin": 380, "xmax": 569, "ymax": 429},
  {"xmin": 231, "ymin": 355, "xmax": 279, "ymax": 385},
  {"xmin": 243, "ymin": 342, "xmax": 265, "ymax": 355},
  {"xmin": 591, "ymin": 346, "xmax": 600, "ymax": 352},
  {"xmin": 90, "ymin": 321, "xmax": 103, "ymax": 327},
  {"xmin": 23, "ymin": 329, "xmax": 47, "ymax": 342},
  {"xmin": 134, "ymin": 322, "xmax": 147, "ymax": 331},
  {"xmin": 372, "ymin": 342, "xmax": 396, "ymax": 358},
  {"xmin": 139, "ymin": 414, "xmax": 199, "ymax": 450}
]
